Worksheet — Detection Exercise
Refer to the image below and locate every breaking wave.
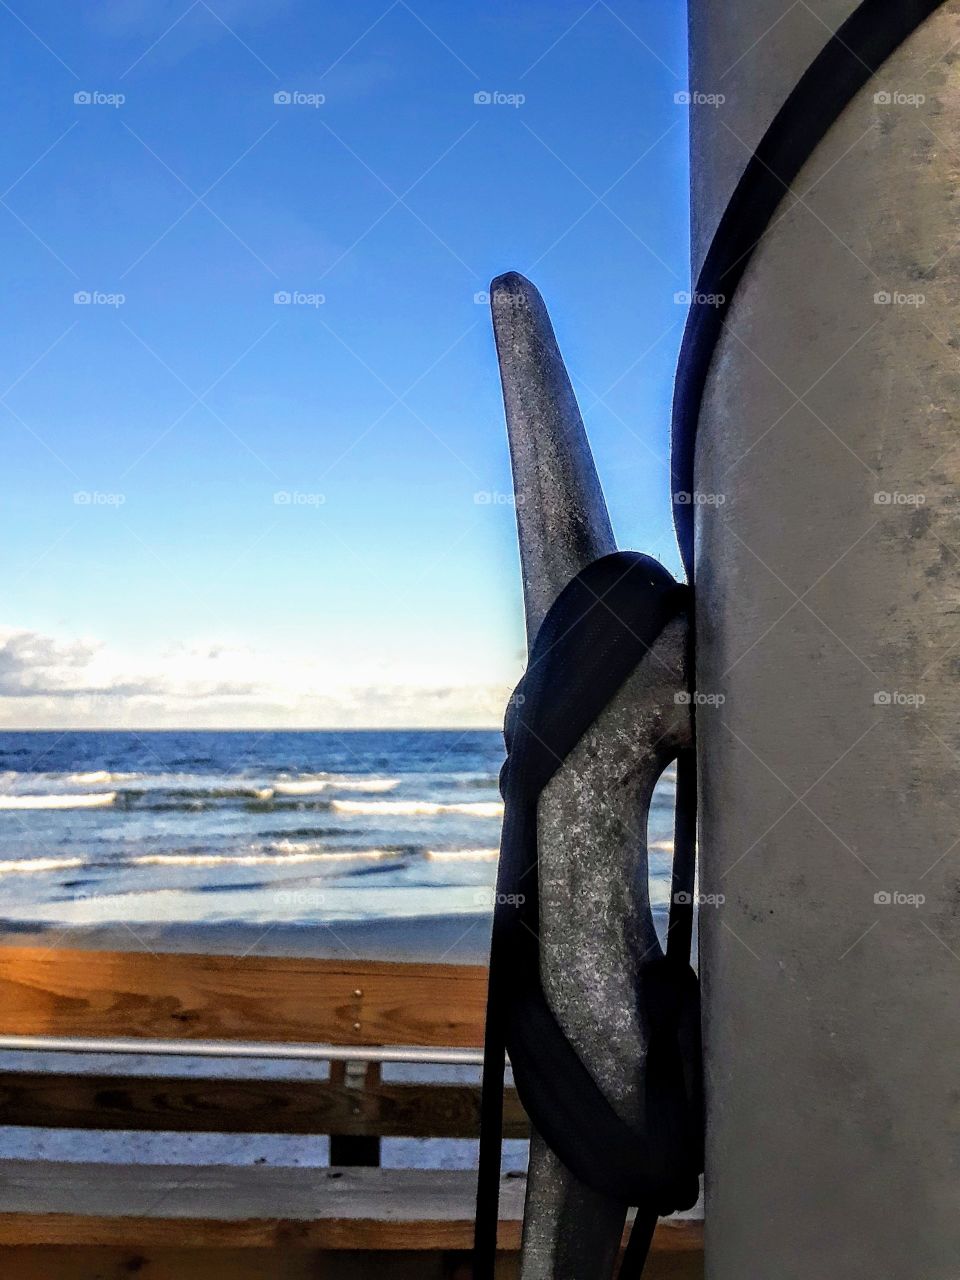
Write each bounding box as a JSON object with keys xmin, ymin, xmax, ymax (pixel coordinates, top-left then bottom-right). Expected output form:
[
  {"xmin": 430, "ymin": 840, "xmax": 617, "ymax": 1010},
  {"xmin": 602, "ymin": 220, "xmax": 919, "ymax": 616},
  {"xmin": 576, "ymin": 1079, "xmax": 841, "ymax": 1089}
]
[
  {"xmin": 426, "ymin": 848, "xmax": 500, "ymax": 860},
  {"xmin": 330, "ymin": 799, "xmax": 504, "ymax": 819},
  {"xmin": 131, "ymin": 847, "xmax": 397, "ymax": 868},
  {"xmin": 0, "ymin": 792, "xmax": 117, "ymax": 811},
  {"xmin": 0, "ymin": 856, "xmax": 87, "ymax": 874},
  {"xmin": 273, "ymin": 776, "xmax": 399, "ymax": 796},
  {"xmin": 0, "ymin": 772, "xmax": 402, "ymax": 811}
]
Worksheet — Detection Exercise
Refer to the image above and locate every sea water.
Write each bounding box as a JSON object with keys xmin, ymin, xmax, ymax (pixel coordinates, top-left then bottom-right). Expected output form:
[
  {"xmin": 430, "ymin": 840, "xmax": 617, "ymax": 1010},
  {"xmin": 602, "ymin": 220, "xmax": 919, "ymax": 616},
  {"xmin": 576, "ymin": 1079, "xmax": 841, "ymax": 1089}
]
[
  {"xmin": 0, "ymin": 730, "xmax": 677, "ymax": 931},
  {"xmin": 0, "ymin": 729, "xmax": 678, "ymax": 1172}
]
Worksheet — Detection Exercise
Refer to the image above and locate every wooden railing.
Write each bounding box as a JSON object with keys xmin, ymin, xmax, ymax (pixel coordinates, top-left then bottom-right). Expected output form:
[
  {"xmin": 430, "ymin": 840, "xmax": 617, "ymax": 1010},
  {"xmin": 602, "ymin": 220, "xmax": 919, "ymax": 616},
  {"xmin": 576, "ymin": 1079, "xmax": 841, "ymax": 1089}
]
[
  {"xmin": 0, "ymin": 945, "xmax": 703, "ymax": 1279},
  {"xmin": 0, "ymin": 947, "xmax": 490, "ymax": 1046}
]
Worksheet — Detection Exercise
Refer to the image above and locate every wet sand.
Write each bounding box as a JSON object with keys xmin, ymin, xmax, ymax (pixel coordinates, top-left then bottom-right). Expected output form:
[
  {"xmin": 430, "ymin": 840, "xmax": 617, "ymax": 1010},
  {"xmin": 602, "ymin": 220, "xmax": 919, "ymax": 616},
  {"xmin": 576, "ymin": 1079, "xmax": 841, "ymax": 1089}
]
[{"xmin": 0, "ymin": 911, "xmax": 494, "ymax": 963}]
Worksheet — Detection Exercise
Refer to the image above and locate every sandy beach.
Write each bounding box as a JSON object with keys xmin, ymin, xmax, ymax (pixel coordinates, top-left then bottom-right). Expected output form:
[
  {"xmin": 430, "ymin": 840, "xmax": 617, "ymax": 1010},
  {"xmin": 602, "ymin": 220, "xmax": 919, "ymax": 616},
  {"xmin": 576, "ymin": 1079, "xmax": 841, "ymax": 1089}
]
[{"xmin": 0, "ymin": 911, "xmax": 496, "ymax": 964}]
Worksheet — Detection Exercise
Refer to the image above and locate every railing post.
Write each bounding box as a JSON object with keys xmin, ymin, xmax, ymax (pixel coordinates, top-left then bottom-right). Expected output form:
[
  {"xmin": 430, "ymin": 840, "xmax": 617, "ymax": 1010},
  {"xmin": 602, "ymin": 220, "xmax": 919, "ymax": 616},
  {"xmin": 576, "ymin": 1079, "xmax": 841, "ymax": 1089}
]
[{"xmin": 329, "ymin": 1059, "xmax": 381, "ymax": 1167}]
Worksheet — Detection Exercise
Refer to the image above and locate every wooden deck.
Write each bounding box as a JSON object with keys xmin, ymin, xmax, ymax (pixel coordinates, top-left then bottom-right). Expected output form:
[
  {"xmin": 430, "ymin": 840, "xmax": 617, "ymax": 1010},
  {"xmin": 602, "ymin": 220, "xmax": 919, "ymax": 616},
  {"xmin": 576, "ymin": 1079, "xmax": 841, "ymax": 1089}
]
[{"xmin": 0, "ymin": 1161, "xmax": 702, "ymax": 1250}]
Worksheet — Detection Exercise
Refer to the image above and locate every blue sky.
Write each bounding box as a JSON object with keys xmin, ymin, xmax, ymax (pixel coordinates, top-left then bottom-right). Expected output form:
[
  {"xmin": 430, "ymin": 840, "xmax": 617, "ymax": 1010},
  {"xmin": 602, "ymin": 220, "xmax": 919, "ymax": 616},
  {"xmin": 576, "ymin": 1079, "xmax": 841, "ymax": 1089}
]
[{"xmin": 0, "ymin": 0, "xmax": 689, "ymax": 727}]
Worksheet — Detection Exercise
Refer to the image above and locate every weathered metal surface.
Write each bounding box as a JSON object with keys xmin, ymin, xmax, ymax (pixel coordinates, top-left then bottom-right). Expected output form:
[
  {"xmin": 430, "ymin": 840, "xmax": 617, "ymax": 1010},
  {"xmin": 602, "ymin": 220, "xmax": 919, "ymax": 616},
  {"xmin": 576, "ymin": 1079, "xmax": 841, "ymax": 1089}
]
[
  {"xmin": 490, "ymin": 272, "xmax": 691, "ymax": 1278},
  {"xmin": 490, "ymin": 273, "xmax": 616, "ymax": 640},
  {"xmin": 689, "ymin": 3, "xmax": 960, "ymax": 1276}
]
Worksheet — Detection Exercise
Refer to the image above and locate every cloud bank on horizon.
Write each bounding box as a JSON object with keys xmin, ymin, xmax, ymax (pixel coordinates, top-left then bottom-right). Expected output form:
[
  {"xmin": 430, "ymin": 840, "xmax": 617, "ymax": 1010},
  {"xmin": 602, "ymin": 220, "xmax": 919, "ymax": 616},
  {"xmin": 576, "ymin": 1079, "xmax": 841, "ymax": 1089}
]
[{"xmin": 0, "ymin": 626, "xmax": 514, "ymax": 729}]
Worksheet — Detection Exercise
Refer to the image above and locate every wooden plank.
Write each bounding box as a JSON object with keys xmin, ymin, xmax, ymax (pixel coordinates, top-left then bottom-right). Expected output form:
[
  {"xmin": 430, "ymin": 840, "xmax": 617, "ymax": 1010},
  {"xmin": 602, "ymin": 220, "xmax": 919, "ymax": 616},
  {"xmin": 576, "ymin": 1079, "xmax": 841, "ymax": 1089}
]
[
  {"xmin": 0, "ymin": 1162, "xmax": 703, "ymax": 1254},
  {"xmin": 0, "ymin": 1247, "xmax": 533, "ymax": 1279},
  {"xmin": 0, "ymin": 1247, "xmax": 703, "ymax": 1279},
  {"xmin": 0, "ymin": 948, "xmax": 488, "ymax": 1047},
  {"xmin": 0, "ymin": 1247, "xmax": 335, "ymax": 1280},
  {"xmin": 0, "ymin": 1164, "xmax": 526, "ymax": 1250},
  {"xmin": 0, "ymin": 1071, "xmax": 529, "ymax": 1138}
]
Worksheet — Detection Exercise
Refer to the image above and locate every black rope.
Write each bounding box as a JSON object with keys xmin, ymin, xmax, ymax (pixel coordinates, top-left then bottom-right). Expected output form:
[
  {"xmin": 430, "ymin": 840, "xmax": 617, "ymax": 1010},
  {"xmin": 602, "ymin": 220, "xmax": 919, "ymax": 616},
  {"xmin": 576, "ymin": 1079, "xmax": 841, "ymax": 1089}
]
[
  {"xmin": 474, "ymin": 553, "xmax": 701, "ymax": 1278},
  {"xmin": 477, "ymin": 4, "xmax": 948, "ymax": 1275}
]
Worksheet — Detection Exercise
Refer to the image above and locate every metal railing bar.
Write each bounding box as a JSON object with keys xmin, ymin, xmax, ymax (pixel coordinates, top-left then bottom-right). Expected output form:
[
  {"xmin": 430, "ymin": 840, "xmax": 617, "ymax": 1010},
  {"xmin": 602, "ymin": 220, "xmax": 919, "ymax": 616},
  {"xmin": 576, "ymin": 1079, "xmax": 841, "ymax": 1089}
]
[{"xmin": 0, "ymin": 1035, "xmax": 487, "ymax": 1066}]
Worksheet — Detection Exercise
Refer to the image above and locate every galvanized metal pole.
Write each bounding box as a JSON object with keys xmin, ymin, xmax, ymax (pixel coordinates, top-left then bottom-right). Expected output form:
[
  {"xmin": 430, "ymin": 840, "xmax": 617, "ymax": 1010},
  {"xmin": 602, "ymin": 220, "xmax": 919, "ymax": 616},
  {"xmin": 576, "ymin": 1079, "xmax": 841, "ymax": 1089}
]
[
  {"xmin": 689, "ymin": 4, "xmax": 960, "ymax": 1276},
  {"xmin": 490, "ymin": 272, "xmax": 692, "ymax": 1278}
]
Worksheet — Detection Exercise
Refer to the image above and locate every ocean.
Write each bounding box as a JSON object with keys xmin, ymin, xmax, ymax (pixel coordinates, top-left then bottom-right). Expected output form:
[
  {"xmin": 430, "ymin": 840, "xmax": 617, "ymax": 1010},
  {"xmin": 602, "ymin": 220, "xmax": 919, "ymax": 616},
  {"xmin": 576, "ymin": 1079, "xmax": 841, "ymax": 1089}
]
[
  {"xmin": 0, "ymin": 729, "xmax": 678, "ymax": 1174},
  {"xmin": 0, "ymin": 730, "xmax": 678, "ymax": 935}
]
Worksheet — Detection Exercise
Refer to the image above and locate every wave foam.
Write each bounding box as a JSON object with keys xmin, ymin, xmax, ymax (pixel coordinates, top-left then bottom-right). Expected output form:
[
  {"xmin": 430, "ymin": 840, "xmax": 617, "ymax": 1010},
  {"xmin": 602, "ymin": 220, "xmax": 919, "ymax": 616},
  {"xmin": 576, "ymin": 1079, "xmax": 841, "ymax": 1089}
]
[
  {"xmin": 0, "ymin": 792, "xmax": 117, "ymax": 811},
  {"xmin": 0, "ymin": 856, "xmax": 87, "ymax": 875},
  {"xmin": 426, "ymin": 848, "xmax": 499, "ymax": 860},
  {"xmin": 273, "ymin": 777, "xmax": 399, "ymax": 796},
  {"xmin": 330, "ymin": 799, "xmax": 503, "ymax": 818},
  {"xmin": 131, "ymin": 848, "xmax": 396, "ymax": 868}
]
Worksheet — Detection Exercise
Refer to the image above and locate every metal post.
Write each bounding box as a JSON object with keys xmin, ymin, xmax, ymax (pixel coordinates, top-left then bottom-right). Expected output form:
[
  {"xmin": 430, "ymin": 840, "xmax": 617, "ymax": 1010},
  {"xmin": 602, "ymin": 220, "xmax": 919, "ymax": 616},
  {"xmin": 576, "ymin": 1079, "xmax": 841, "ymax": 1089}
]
[
  {"xmin": 689, "ymin": 4, "xmax": 960, "ymax": 1275},
  {"xmin": 490, "ymin": 272, "xmax": 692, "ymax": 1278}
]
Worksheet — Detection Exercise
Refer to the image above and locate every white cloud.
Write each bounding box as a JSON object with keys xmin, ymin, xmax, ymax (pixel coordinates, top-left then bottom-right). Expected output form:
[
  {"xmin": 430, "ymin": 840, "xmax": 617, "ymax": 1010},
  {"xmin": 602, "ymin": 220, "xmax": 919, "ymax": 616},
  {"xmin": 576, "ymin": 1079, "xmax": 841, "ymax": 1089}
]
[{"xmin": 0, "ymin": 626, "xmax": 513, "ymax": 729}]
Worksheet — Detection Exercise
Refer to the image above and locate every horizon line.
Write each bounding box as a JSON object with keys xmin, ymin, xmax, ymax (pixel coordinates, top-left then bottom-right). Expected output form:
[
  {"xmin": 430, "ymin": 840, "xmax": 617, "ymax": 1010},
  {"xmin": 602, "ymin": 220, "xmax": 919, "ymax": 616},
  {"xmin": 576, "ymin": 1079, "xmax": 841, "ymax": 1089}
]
[{"xmin": 0, "ymin": 724, "xmax": 505, "ymax": 733}]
